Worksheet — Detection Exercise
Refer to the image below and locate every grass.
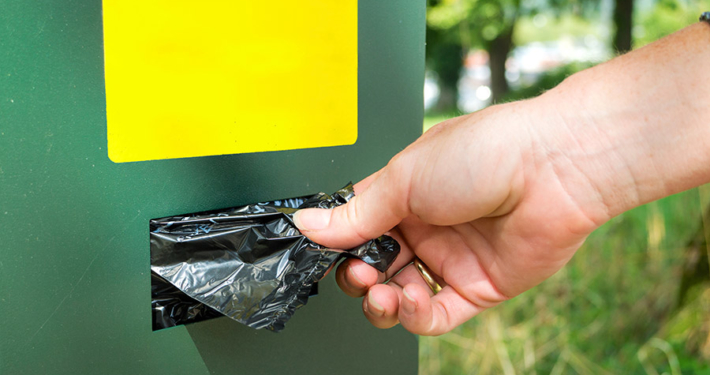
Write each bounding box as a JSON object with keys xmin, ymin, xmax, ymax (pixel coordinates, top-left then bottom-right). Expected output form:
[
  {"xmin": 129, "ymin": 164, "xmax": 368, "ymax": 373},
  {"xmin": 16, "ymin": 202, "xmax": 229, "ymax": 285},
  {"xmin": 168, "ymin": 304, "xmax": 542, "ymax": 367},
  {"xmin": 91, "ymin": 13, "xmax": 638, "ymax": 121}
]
[{"xmin": 419, "ymin": 117, "xmax": 710, "ymax": 374}]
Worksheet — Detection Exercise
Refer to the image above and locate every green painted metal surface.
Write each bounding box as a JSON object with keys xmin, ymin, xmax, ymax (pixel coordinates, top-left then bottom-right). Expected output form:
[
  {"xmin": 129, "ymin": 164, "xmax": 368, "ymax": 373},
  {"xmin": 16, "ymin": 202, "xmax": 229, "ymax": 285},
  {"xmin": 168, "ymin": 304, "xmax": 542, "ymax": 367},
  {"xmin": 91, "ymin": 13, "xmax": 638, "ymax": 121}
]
[{"xmin": 0, "ymin": 1, "xmax": 425, "ymax": 374}]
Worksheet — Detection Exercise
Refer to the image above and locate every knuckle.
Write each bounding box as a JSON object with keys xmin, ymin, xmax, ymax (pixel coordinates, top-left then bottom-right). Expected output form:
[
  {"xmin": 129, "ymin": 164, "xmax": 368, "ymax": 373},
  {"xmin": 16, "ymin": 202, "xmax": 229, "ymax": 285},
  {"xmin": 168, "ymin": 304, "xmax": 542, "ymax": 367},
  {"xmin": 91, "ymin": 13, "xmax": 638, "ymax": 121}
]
[{"xmin": 343, "ymin": 197, "xmax": 372, "ymax": 241}]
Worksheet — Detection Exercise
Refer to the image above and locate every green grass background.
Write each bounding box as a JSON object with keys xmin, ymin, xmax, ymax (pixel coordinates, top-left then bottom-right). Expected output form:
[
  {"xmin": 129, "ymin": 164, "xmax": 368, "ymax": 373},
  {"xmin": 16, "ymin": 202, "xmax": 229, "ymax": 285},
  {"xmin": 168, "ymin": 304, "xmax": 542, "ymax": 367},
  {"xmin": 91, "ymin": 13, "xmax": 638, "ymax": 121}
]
[{"xmin": 419, "ymin": 117, "xmax": 710, "ymax": 374}]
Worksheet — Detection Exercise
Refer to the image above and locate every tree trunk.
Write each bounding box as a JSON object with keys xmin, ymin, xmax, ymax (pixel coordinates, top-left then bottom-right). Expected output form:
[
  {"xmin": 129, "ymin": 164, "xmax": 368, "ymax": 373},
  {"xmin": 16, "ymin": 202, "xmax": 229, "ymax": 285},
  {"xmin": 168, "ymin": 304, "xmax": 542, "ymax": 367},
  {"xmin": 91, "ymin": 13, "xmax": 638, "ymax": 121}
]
[
  {"xmin": 435, "ymin": 84, "xmax": 458, "ymax": 113},
  {"xmin": 613, "ymin": 0, "xmax": 634, "ymax": 53},
  {"xmin": 429, "ymin": 41, "xmax": 464, "ymax": 113},
  {"xmin": 488, "ymin": 25, "xmax": 515, "ymax": 103}
]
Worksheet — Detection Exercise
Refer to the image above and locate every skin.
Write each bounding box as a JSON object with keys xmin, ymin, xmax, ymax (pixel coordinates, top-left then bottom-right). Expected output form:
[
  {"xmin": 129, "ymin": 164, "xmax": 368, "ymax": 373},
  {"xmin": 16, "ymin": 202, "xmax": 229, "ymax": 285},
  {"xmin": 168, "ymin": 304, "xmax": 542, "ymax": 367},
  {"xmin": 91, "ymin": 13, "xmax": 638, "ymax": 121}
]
[{"xmin": 294, "ymin": 23, "xmax": 710, "ymax": 336}]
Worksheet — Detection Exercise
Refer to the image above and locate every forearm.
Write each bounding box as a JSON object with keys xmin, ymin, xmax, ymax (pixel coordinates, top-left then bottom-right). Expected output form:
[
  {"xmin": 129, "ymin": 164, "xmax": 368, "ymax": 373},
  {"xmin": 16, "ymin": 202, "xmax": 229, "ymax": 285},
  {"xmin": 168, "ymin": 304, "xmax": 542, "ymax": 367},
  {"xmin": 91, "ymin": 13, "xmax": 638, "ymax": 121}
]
[{"xmin": 533, "ymin": 22, "xmax": 710, "ymax": 223}]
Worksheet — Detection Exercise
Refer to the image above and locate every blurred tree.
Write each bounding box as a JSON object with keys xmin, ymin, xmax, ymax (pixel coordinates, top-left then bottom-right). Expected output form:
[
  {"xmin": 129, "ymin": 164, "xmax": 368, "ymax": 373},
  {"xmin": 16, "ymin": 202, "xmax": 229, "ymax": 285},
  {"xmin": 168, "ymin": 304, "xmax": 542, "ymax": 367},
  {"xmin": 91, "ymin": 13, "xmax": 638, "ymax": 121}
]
[
  {"xmin": 428, "ymin": 0, "xmax": 521, "ymax": 105},
  {"xmin": 635, "ymin": 0, "xmax": 710, "ymax": 47},
  {"xmin": 613, "ymin": 0, "xmax": 634, "ymax": 53},
  {"xmin": 426, "ymin": 25, "xmax": 465, "ymax": 112},
  {"xmin": 426, "ymin": 0, "xmax": 595, "ymax": 109}
]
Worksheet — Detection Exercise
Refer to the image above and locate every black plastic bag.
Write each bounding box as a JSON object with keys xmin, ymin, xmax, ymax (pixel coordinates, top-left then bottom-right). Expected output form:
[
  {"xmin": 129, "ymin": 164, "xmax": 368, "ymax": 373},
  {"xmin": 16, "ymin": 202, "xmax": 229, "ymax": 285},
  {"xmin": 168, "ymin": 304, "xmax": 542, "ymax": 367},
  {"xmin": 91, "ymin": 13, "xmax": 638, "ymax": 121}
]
[{"xmin": 150, "ymin": 184, "xmax": 400, "ymax": 332}]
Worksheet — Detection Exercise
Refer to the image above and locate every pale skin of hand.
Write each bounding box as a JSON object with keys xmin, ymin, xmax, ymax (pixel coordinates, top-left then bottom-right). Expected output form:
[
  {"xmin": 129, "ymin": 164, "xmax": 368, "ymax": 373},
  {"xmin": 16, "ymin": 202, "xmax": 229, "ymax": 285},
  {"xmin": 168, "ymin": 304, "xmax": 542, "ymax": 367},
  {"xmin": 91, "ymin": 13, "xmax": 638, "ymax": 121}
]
[{"xmin": 294, "ymin": 23, "xmax": 710, "ymax": 336}]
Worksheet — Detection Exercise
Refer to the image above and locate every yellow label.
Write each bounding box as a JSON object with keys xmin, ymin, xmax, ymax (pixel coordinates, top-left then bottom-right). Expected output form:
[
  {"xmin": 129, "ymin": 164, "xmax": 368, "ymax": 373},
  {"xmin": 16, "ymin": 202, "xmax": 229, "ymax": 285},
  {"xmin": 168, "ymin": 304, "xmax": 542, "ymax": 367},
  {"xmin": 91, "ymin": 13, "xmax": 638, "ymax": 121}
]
[{"xmin": 103, "ymin": 1, "xmax": 357, "ymax": 163}]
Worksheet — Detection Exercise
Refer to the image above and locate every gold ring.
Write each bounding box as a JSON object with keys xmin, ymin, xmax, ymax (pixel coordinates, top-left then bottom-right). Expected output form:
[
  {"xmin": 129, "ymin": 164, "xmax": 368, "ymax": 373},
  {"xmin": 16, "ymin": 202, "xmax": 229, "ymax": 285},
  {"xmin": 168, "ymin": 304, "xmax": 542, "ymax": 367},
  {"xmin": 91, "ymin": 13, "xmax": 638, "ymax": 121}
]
[{"xmin": 413, "ymin": 258, "xmax": 443, "ymax": 294}]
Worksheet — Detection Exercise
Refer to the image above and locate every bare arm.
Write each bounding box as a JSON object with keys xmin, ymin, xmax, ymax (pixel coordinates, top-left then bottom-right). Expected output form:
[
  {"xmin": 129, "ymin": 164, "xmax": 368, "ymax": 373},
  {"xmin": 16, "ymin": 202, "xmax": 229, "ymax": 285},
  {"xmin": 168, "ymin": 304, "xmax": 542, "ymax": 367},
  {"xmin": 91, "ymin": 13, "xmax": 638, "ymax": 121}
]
[
  {"xmin": 294, "ymin": 22, "xmax": 710, "ymax": 335},
  {"xmin": 541, "ymin": 22, "xmax": 710, "ymax": 223}
]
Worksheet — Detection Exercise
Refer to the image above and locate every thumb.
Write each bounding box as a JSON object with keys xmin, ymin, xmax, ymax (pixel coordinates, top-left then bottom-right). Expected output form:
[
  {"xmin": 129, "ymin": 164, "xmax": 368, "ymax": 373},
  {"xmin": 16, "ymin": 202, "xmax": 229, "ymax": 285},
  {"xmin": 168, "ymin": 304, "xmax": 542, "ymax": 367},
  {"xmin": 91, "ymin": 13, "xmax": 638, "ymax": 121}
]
[{"xmin": 294, "ymin": 162, "xmax": 411, "ymax": 249}]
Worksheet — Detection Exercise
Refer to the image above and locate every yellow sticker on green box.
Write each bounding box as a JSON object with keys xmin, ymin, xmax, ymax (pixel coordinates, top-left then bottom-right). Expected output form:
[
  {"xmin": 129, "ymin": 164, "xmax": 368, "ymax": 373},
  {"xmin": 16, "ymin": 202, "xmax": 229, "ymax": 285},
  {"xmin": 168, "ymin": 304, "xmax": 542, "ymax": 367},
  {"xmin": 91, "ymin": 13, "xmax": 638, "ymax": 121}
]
[{"xmin": 103, "ymin": 1, "xmax": 357, "ymax": 163}]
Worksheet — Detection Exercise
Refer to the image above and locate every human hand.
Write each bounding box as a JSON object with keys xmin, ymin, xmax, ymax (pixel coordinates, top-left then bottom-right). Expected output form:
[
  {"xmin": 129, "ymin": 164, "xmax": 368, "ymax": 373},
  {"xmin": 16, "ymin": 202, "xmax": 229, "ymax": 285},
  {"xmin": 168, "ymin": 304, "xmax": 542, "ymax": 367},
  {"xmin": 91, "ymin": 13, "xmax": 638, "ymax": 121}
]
[
  {"xmin": 294, "ymin": 23, "xmax": 710, "ymax": 336},
  {"xmin": 294, "ymin": 99, "xmax": 606, "ymax": 335}
]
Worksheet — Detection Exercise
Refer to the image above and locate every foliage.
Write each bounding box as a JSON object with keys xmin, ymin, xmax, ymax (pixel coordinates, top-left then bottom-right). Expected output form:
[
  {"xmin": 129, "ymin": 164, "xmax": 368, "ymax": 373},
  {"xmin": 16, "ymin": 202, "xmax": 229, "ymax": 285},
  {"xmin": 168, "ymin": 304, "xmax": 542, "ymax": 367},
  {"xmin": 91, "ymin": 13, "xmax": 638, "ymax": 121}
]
[
  {"xmin": 427, "ymin": 0, "xmax": 518, "ymax": 48},
  {"xmin": 420, "ymin": 1, "xmax": 710, "ymax": 373},
  {"xmin": 635, "ymin": 0, "xmax": 710, "ymax": 47},
  {"xmin": 418, "ymin": 186, "xmax": 710, "ymax": 374},
  {"xmin": 426, "ymin": 0, "xmax": 602, "ymax": 109},
  {"xmin": 427, "ymin": 0, "xmax": 592, "ymax": 46},
  {"xmin": 513, "ymin": 14, "xmax": 600, "ymax": 45},
  {"xmin": 426, "ymin": 26, "xmax": 466, "ymax": 112}
]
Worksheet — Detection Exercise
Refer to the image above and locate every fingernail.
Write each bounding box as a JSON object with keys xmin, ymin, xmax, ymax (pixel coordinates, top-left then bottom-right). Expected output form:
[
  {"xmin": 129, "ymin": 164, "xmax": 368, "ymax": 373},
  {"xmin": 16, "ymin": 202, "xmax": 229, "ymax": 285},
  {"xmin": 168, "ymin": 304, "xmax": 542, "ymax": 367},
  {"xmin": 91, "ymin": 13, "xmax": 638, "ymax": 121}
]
[
  {"xmin": 293, "ymin": 209, "xmax": 331, "ymax": 231},
  {"xmin": 402, "ymin": 288, "xmax": 417, "ymax": 315},
  {"xmin": 348, "ymin": 264, "xmax": 366, "ymax": 288},
  {"xmin": 367, "ymin": 293, "xmax": 384, "ymax": 317}
]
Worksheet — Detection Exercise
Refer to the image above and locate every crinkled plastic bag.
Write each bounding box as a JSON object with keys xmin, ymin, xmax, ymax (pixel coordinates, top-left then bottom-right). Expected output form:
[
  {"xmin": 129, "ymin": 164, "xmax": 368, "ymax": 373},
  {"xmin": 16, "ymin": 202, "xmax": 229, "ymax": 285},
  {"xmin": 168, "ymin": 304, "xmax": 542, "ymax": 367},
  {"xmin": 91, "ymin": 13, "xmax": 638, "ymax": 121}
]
[{"xmin": 150, "ymin": 184, "xmax": 399, "ymax": 332}]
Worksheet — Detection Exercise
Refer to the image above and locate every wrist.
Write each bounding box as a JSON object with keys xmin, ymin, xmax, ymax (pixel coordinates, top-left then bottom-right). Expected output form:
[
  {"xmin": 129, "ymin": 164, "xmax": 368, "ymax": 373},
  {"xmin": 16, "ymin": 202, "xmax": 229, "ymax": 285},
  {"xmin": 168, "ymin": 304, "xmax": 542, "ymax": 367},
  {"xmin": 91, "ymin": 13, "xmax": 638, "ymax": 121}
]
[
  {"xmin": 534, "ymin": 23, "xmax": 710, "ymax": 221},
  {"xmin": 523, "ymin": 82, "xmax": 621, "ymax": 228}
]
